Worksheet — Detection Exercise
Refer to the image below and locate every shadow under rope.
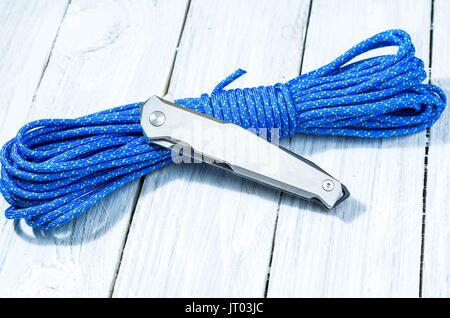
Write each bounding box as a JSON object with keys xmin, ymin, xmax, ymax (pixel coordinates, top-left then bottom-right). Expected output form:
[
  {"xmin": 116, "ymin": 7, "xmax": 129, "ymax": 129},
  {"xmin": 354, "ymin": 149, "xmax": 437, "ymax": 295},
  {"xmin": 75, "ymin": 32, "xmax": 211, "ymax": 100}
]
[{"xmin": 12, "ymin": 128, "xmax": 439, "ymax": 246}]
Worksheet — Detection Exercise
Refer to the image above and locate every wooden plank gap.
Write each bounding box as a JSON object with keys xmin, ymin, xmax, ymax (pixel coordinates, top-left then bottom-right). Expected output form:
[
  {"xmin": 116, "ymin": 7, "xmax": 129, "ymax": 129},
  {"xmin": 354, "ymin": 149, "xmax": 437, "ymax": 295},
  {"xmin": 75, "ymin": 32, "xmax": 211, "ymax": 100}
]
[
  {"xmin": 263, "ymin": 0, "xmax": 314, "ymax": 297},
  {"xmin": 30, "ymin": 0, "xmax": 72, "ymax": 107},
  {"xmin": 108, "ymin": 177, "xmax": 145, "ymax": 297},
  {"xmin": 298, "ymin": 0, "xmax": 314, "ymax": 76},
  {"xmin": 161, "ymin": 0, "xmax": 192, "ymax": 97},
  {"xmin": 419, "ymin": 0, "xmax": 436, "ymax": 298},
  {"xmin": 108, "ymin": 0, "xmax": 193, "ymax": 297},
  {"xmin": 263, "ymin": 193, "xmax": 283, "ymax": 298}
]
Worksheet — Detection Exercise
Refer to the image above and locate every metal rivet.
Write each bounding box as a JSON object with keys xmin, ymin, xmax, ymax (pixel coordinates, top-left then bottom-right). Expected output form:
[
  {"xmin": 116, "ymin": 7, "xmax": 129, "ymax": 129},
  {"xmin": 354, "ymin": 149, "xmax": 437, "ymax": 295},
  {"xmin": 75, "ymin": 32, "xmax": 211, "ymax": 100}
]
[
  {"xmin": 322, "ymin": 179, "xmax": 334, "ymax": 192},
  {"xmin": 149, "ymin": 111, "xmax": 166, "ymax": 127}
]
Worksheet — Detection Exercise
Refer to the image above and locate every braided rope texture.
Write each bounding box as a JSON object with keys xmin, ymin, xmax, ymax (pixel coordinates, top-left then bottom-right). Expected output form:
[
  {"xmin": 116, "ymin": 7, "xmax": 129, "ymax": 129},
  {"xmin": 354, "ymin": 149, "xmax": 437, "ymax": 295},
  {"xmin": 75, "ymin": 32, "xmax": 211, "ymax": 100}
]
[{"xmin": 0, "ymin": 30, "xmax": 446, "ymax": 230}]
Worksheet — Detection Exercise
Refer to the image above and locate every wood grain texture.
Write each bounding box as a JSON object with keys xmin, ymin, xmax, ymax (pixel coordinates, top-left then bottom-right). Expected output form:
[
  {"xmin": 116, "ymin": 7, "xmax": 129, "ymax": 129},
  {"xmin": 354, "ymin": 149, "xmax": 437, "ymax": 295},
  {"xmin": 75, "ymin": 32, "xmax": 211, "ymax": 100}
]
[
  {"xmin": 0, "ymin": 0, "xmax": 70, "ymax": 294},
  {"xmin": 422, "ymin": 0, "xmax": 450, "ymax": 298},
  {"xmin": 0, "ymin": 0, "xmax": 69, "ymax": 144},
  {"xmin": 0, "ymin": 0, "xmax": 188, "ymax": 297},
  {"xmin": 267, "ymin": 0, "xmax": 431, "ymax": 297},
  {"xmin": 1, "ymin": 0, "xmax": 447, "ymax": 298},
  {"xmin": 113, "ymin": 0, "xmax": 311, "ymax": 297}
]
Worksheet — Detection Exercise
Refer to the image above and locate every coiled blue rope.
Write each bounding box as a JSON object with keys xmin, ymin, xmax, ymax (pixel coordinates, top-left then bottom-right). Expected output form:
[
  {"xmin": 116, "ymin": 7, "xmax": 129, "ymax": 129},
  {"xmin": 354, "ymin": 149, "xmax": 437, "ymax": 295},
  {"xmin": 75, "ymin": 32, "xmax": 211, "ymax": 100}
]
[{"xmin": 0, "ymin": 29, "xmax": 446, "ymax": 230}]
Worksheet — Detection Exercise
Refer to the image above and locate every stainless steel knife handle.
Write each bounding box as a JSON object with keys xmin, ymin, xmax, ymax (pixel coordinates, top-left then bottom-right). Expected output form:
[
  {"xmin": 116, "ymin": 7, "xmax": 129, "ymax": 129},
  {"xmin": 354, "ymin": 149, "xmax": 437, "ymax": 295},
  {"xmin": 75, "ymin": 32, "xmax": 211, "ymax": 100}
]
[{"xmin": 140, "ymin": 96, "xmax": 349, "ymax": 209}]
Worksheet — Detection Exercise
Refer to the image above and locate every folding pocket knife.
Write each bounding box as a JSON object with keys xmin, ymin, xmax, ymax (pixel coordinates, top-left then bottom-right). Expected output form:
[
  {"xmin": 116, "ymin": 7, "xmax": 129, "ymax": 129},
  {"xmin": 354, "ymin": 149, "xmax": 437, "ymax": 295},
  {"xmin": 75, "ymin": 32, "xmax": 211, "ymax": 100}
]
[{"xmin": 140, "ymin": 96, "xmax": 349, "ymax": 209}]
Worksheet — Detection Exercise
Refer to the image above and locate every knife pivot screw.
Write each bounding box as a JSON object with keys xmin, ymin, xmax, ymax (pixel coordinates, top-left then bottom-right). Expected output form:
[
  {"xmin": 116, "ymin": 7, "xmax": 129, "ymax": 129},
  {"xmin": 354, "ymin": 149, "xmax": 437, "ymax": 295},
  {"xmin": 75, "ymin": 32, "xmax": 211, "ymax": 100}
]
[
  {"xmin": 149, "ymin": 111, "xmax": 166, "ymax": 127},
  {"xmin": 322, "ymin": 179, "xmax": 334, "ymax": 192}
]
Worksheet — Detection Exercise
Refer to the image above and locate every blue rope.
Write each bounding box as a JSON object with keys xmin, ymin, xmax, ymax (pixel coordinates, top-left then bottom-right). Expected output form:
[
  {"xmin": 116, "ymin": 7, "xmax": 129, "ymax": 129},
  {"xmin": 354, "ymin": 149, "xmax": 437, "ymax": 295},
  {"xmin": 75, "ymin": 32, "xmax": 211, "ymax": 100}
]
[{"xmin": 0, "ymin": 29, "xmax": 446, "ymax": 230}]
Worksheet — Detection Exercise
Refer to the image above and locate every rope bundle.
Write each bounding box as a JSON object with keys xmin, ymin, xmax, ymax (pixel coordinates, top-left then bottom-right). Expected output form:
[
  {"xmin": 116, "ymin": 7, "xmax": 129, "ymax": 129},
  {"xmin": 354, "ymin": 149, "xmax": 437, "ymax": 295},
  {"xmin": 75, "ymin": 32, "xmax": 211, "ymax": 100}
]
[{"xmin": 0, "ymin": 29, "xmax": 446, "ymax": 229}]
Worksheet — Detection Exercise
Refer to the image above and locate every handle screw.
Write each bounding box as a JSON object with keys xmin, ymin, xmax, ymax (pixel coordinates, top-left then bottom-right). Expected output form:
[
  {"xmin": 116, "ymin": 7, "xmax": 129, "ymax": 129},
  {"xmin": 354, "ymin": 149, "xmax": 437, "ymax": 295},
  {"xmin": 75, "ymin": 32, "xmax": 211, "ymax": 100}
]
[
  {"xmin": 149, "ymin": 111, "xmax": 166, "ymax": 127},
  {"xmin": 322, "ymin": 179, "xmax": 334, "ymax": 192}
]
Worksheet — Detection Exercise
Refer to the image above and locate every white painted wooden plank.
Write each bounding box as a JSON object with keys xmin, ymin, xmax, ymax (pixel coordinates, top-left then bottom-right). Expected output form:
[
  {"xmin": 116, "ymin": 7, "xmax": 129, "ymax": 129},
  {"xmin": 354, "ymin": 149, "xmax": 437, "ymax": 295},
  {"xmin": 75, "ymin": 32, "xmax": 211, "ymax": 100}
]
[
  {"xmin": 0, "ymin": 0, "xmax": 70, "ymax": 294},
  {"xmin": 268, "ymin": 0, "xmax": 431, "ymax": 297},
  {"xmin": 0, "ymin": 0, "xmax": 188, "ymax": 297},
  {"xmin": 0, "ymin": 0, "xmax": 69, "ymax": 144},
  {"xmin": 113, "ymin": 0, "xmax": 311, "ymax": 297},
  {"xmin": 422, "ymin": 0, "xmax": 450, "ymax": 298}
]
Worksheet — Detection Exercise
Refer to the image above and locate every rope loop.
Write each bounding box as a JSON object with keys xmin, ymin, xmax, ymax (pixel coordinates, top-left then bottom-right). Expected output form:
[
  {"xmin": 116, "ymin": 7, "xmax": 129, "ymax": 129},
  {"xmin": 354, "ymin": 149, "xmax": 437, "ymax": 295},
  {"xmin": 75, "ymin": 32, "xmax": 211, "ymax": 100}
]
[
  {"xmin": 0, "ymin": 29, "xmax": 446, "ymax": 230},
  {"xmin": 198, "ymin": 69, "xmax": 297, "ymax": 137}
]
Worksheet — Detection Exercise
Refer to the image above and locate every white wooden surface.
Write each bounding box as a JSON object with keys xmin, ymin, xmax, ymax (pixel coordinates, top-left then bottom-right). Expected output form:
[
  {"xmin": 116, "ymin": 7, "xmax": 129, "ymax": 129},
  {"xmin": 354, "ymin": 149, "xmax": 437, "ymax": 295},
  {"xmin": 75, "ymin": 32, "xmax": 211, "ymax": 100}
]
[
  {"xmin": 113, "ymin": 0, "xmax": 310, "ymax": 297},
  {"xmin": 268, "ymin": 0, "xmax": 430, "ymax": 297},
  {"xmin": 0, "ymin": 0, "xmax": 188, "ymax": 297},
  {"xmin": 423, "ymin": 0, "xmax": 450, "ymax": 298},
  {"xmin": 0, "ymin": 0, "xmax": 448, "ymax": 297}
]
